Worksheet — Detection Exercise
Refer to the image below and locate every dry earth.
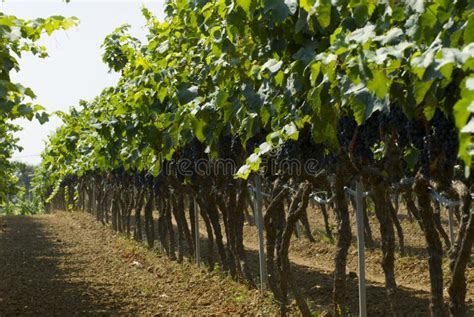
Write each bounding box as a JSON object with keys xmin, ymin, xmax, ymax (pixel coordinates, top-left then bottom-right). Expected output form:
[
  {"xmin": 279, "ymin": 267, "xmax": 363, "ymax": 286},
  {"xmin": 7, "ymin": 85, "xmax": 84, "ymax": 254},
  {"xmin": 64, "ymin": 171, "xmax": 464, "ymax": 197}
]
[
  {"xmin": 237, "ymin": 203, "xmax": 474, "ymax": 315},
  {"xmin": 0, "ymin": 212, "xmax": 276, "ymax": 316},
  {"xmin": 1, "ymin": 203, "xmax": 472, "ymax": 316}
]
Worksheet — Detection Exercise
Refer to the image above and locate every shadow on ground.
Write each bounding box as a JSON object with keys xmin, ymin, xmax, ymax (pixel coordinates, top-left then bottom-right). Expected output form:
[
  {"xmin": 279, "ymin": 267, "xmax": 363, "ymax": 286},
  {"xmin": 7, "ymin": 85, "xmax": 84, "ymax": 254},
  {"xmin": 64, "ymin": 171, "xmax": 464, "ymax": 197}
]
[
  {"xmin": 193, "ymin": 236, "xmax": 433, "ymax": 315},
  {"xmin": 124, "ymin": 213, "xmax": 444, "ymax": 315},
  {"xmin": 0, "ymin": 215, "xmax": 133, "ymax": 315}
]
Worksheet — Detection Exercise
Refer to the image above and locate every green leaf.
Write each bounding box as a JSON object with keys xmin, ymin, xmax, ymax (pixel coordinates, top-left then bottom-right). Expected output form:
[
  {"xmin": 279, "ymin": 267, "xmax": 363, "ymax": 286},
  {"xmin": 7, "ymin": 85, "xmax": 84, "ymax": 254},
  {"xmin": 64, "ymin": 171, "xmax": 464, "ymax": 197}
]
[
  {"xmin": 461, "ymin": 118, "xmax": 474, "ymax": 133},
  {"xmin": 150, "ymin": 157, "xmax": 161, "ymax": 177},
  {"xmin": 236, "ymin": 0, "xmax": 252, "ymax": 17},
  {"xmin": 35, "ymin": 112, "xmax": 49, "ymax": 124},
  {"xmin": 373, "ymin": 28, "xmax": 403, "ymax": 45},
  {"xmin": 423, "ymin": 103, "xmax": 437, "ymax": 121},
  {"xmin": 35, "ymin": 112, "xmax": 49, "ymax": 125},
  {"xmin": 419, "ymin": 5, "xmax": 437, "ymax": 41},
  {"xmin": 61, "ymin": 17, "xmax": 80, "ymax": 30},
  {"xmin": 347, "ymin": 24, "xmax": 375, "ymax": 44},
  {"xmin": 414, "ymin": 80, "xmax": 433, "ymax": 105},
  {"xmin": 310, "ymin": 61, "xmax": 321, "ymax": 86},
  {"xmin": 352, "ymin": 4, "xmax": 368, "ymax": 26},
  {"xmin": 177, "ymin": 85, "xmax": 198, "ymax": 105},
  {"xmin": 309, "ymin": 85, "xmax": 337, "ymax": 147},
  {"xmin": 405, "ymin": 0, "xmax": 425, "ymax": 13},
  {"xmin": 264, "ymin": 0, "xmax": 298, "ymax": 23},
  {"xmin": 235, "ymin": 165, "xmax": 251, "ymax": 179},
  {"xmin": 215, "ymin": 90, "xmax": 229, "ymax": 108},
  {"xmin": 314, "ymin": 0, "xmax": 332, "ymax": 28},
  {"xmin": 465, "ymin": 14, "xmax": 474, "ymax": 44},
  {"xmin": 33, "ymin": 104, "xmax": 45, "ymax": 112},
  {"xmin": 261, "ymin": 58, "xmax": 283, "ymax": 74},
  {"xmin": 411, "ymin": 50, "xmax": 435, "ymax": 80},
  {"xmin": 0, "ymin": 17, "xmax": 17, "ymax": 27},
  {"xmin": 453, "ymin": 99, "xmax": 471, "ymax": 130},
  {"xmin": 260, "ymin": 104, "xmax": 272, "ymax": 126},
  {"xmin": 367, "ymin": 69, "xmax": 390, "ymax": 100},
  {"xmin": 241, "ymin": 113, "xmax": 258, "ymax": 143},
  {"xmin": 293, "ymin": 46, "xmax": 316, "ymax": 64},
  {"xmin": 350, "ymin": 88, "xmax": 388, "ymax": 124},
  {"xmin": 403, "ymin": 147, "xmax": 420, "ymax": 171},
  {"xmin": 17, "ymin": 104, "xmax": 33, "ymax": 116},
  {"xmin": 223, "ymin": 100, "xmax": 240, "ymax": 123},
  {"xmin": 274, "ymin": 71, "xmax": 285, "ymax": 87},
  {"xmin": 158, "ymin": 85, "xmax": 167, "ymax": 103},
  {"xmin": 282, "ymin": 122, "xmax": 299, "ymax": 140},
  {"xmin": 300, "ymin": 0, "xmax": 316, "ymax": 12},
  {"xmin": 24, "ymin": 87, "xmax": 37, "ymax": 99}
]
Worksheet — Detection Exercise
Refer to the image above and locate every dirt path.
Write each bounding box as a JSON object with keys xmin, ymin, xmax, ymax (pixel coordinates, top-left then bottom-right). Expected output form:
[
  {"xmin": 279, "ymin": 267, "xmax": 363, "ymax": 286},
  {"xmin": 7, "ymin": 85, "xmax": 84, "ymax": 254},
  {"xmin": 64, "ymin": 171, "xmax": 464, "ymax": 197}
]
[
  {"xmin": 2, "ymin": 209, "xmax": 470, "ymax": 316},
  {"xmin": 0, "ymin": 212, "xmax": 276, "ymax": 315}
]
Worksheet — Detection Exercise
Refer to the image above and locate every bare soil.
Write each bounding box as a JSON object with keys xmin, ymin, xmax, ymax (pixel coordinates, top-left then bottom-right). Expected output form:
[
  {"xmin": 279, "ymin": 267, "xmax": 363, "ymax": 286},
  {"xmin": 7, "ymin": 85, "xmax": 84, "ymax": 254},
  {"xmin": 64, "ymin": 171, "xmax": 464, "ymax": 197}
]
[
  {"xmin": 237, "ymin": 203, "xmax": 474, "ymax": 315},
  {"xmin": 0, "ymin": 212, "xmax": 276, "ymax": 316},
  {"xmin": 1, "ymin": 203, "xmax": 471, "ymax": 316},
  {"xmin": 186, "ymin": 201, "xmax": 473, "ymax": 315}
]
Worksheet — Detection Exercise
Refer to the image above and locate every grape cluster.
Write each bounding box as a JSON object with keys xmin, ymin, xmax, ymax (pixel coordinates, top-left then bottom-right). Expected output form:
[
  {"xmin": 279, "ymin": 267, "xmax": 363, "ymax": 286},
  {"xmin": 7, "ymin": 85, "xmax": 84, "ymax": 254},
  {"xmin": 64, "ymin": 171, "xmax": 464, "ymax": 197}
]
[
  {"xmin": 336, "ymin": 115, "xmax": 357, "ymax": 153},
  {"xmin": 218, "ymin": 134, "xmax": 233, "ymax": 160},
  {"xmin": 295, "ymin": 126, "xmax": 321, "ymax": 162},
  {"xmin": 182, "ymin": 137, "xmax": 207, "ymax": 162},
  {"xmin": 420, "ymin": 135, "xmax": 433, "ymax": 176},
  {"xmin": 407, "ymin": 120, "xmax": 425, "ymax": 150},
  {"xmin": 273, "ymin": 126, "xmax": 324, "ymax": 178},
  {"xmin": 336, "ymin": 113, "xmax": 380, "ymax": 160},
  {"xmin": 356, "ymin": 112, "xmax": 380, "ymax": 158},
  {"xmin": 176, "ymin": 138, "xmax": 207, "ymax": 181},
  {"xmin": 60, "ymin": 174, "xmax": 78, "ymax": 187},
  {"xmin": 276, "ymin": 139, "xmax": 298, "ymax": 163},
  {"xmin": 380, "ymin": 105, "xmax": 410, "ymax": 147},
  {"xmin": 380, "ymin": 105, "xmax": 405, "ymax": 129},
  {"xmin": 231, "ymin": 135, "xmax": 243, "ymax": 159},
  {"xmin": 113, "ymin": 166, "xmax": 126, "ymax": 181},
  {"xmin": 431, "ymin": 110, "xmax": 459, "ymax": 171},
  {"xmin": 133, "ymin": 172, "xmax": 144, "ymax": 187},
  {"xmin": 418, "ymin": 110, "xmax": 459, "ymax": 178}
]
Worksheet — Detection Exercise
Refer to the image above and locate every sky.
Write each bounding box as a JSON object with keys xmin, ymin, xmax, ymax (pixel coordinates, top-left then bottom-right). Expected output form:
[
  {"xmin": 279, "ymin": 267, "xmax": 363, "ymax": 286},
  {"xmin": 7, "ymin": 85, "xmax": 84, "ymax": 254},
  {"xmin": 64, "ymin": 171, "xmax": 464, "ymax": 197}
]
[{"xmin": 0, "ymin": 0, "xmax": 165, "ymax": 165}]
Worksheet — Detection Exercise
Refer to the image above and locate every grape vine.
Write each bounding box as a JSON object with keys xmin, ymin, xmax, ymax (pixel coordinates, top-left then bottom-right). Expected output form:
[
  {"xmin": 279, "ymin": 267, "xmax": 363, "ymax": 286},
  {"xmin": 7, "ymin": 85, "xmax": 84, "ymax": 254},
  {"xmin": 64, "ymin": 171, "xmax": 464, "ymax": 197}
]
[
  {"xmin": 30, "ymin": 1, "xmax": 474, "ymax": 316},
  {"xmin": 0, "ymin": 12, "xmax": 78, "ymax": 204}
]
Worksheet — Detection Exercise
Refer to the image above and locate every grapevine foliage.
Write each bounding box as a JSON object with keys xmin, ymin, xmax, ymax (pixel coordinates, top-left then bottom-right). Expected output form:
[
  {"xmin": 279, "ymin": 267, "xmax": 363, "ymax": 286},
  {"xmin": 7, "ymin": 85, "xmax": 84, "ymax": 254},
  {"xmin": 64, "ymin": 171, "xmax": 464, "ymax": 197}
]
[
  {"xmin": 36, "ymin": 1, "xmax": 473, "ymax": 189},
  {"xmin": 28, "ymin": 1, "xmax": 474, "ymax": 315},
  {"xmin": 0, "ymin": 12, "xmax": 78, "ymax": 203}
]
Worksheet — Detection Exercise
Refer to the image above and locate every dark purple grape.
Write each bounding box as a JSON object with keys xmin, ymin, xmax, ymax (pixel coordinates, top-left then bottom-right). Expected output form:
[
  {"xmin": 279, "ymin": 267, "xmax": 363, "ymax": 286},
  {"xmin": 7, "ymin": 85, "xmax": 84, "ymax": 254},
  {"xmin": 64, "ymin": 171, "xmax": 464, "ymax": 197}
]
[{"xmin": 336, "ymin": 115, "xmax": 357, "ymax": 152}]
